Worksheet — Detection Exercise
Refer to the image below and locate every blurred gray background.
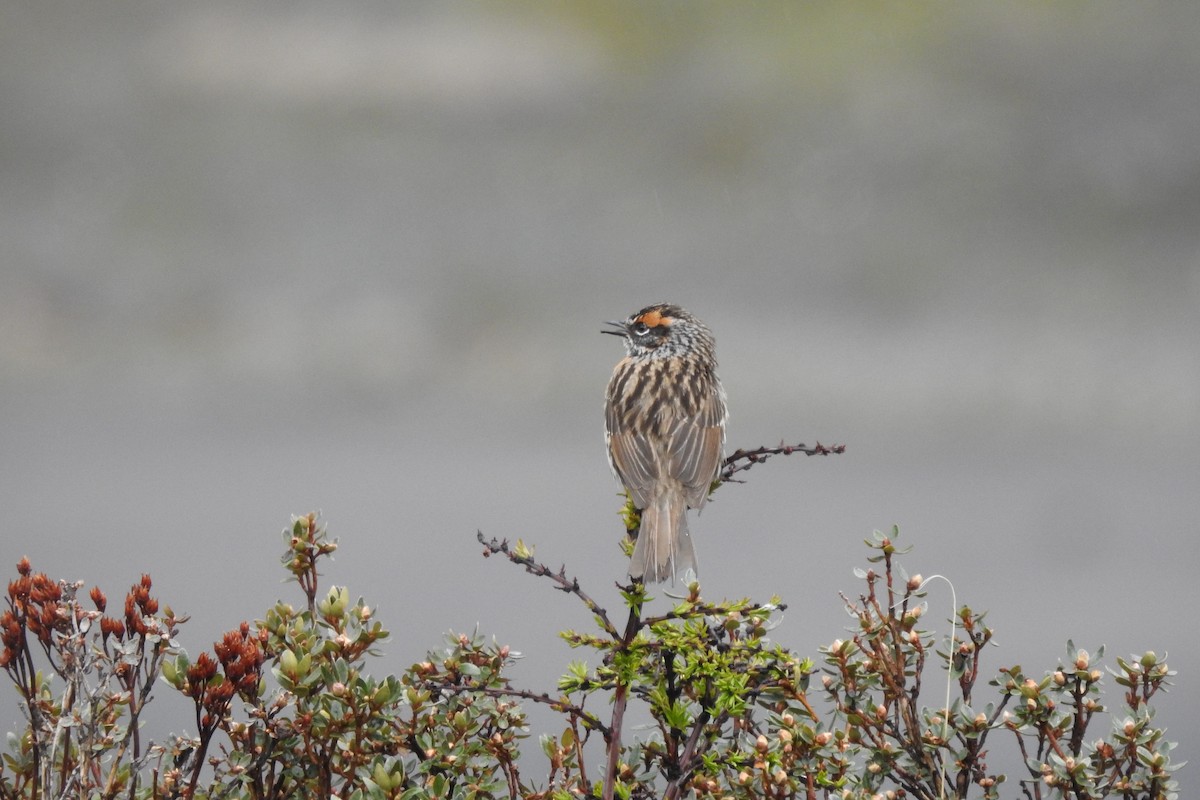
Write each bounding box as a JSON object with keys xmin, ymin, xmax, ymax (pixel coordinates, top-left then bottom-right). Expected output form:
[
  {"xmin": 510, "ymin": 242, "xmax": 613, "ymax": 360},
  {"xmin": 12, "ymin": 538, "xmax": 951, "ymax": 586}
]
[{"xmin": 2, "ymin": 1, "xmax": 1197, "ymax": 790}]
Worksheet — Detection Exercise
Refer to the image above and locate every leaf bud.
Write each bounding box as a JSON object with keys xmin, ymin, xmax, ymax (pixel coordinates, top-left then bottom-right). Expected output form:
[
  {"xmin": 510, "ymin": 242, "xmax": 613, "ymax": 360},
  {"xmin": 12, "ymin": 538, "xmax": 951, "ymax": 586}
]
[
  {"xmin": 279, "ymin": 649, "xmax": 298, "ymax": 677},
  {"xmin": 318, "ymin": 586, "xmax": 349, "ymax": 618}
]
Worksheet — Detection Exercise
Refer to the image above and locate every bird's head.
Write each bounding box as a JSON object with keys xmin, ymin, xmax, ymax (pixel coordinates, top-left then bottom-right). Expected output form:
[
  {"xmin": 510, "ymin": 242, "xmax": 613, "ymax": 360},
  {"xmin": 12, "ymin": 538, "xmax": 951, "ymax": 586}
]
[{"xmin": 602, "ymin": 303, "xmax": 711, "ymax": 360}]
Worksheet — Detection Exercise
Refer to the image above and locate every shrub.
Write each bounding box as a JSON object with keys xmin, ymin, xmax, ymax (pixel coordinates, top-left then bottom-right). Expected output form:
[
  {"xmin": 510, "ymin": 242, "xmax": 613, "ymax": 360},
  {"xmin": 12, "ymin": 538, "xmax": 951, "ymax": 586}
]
[{"xmin": 0, "ymin": 444, "xmax": 1181, "ymax": 799}]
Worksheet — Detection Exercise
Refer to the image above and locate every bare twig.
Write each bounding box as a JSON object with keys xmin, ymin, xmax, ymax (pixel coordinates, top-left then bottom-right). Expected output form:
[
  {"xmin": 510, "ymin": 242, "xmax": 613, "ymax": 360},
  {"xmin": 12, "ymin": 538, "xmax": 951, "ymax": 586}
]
[
  {"xmin": 720, "ymin": 441, "xmax": 845, "ymax": 484},
  {"xmin": 603, "ymin": 605, "xmax": 642, "ymax": 800},
  {"xmin": 667, "ymin": 706, "xmax": 716, "ymax": 800},
  {"xmin": 477, "ymin": 532, "xmax": 620, "ymax": 639}
]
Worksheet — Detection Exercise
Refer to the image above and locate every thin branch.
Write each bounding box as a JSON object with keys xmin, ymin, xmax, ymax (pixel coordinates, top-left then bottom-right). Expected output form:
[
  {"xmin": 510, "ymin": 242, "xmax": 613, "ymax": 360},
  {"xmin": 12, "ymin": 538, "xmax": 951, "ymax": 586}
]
[
  {"xmin": 719, "ymin": 440, "xmax": 845, "ymax": 484},
  {"xmin": 603, "ymin": 604, "xmax": 642, "ymax": 800},
  {"xmin": 427, "ymin": 681, "xmax": 610, "ymax": 740},
  {"xmin": 667, "ymin": 706, "xmax": 717, "ymax": 800},
  {"xmin": 642, "ymin": 600, "xmax": 788, "ymax": 628},
  {"xmin": 478, "ymin": 532, "xmax": 620, "ymax": 639}
]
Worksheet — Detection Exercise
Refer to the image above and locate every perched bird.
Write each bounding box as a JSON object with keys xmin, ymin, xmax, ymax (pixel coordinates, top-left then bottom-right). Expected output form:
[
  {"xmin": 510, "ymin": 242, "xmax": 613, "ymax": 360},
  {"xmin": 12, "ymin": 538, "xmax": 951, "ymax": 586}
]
[{"xmin": 602, "ymin": 303, "xmax": 727, "ymax": 583}]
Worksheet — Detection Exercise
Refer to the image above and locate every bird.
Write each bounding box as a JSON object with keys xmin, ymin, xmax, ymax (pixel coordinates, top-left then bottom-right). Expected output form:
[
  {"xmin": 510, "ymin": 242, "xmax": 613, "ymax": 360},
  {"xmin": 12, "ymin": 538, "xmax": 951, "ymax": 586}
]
[{"xmin": 602, "ymin": 303, "xmax": 727, "ymax": 583}]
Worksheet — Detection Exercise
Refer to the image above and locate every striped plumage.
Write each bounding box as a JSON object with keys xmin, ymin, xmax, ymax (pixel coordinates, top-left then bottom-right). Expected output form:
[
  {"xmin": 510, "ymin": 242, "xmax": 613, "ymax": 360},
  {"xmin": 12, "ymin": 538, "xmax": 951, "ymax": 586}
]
[{"xmin": 603, "ymin": 304, "xmax": 727, "ymax": 583}]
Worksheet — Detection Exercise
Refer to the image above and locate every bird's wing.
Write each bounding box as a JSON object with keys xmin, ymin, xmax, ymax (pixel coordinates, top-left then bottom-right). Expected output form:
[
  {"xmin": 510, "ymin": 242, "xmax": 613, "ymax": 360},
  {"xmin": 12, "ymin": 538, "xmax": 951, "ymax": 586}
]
[
  {"xmin": 606, "ymin": 429, "xmax": 658, "ymax": 509},
  {"xmin": 668, "ymin": 382, "xmax": 726, "ymax": 508},
  {"xmin": 606, "ymin": 359, "xmax": 725, "ymax": 511}
]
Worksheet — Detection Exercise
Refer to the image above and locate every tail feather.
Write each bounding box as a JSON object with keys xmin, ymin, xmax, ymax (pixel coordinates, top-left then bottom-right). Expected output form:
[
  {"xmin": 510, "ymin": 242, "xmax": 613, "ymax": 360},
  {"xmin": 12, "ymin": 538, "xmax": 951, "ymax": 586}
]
[{"xmin": 629, "ymin": 491, "xmax": 698, "ymax": 583}]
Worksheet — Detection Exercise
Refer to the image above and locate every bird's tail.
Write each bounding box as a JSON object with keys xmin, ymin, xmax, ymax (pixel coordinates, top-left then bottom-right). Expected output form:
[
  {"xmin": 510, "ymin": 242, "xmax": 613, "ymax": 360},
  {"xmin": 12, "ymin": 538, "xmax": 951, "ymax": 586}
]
[{"xmin": 629, "ymin": 490, "xmax": 697, "ymax": 584}]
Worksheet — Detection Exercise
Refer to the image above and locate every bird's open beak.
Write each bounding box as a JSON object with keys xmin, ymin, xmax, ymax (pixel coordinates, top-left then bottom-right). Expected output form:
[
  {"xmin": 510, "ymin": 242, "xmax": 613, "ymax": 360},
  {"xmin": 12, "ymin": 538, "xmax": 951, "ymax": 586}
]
[{"xmin": 600, "ymin": 320, "xmax": 627, "ymax": 336}]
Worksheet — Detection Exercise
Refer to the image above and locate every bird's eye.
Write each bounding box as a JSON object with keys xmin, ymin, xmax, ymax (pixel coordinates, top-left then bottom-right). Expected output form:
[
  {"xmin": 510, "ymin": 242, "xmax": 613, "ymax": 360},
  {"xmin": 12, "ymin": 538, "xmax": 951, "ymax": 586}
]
[{"xmin": 631, "ymin": 322, "xmax": 649, "ymax": 336}]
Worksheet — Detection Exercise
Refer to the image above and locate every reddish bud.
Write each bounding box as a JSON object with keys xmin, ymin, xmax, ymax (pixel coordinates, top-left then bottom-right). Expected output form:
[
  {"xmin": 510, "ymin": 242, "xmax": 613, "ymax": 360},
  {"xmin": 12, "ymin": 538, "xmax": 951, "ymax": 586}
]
[
  {"xmin": 100, "ymin": 616, "xmax": 125, "ymax": 640},
  {"xmin": 16, "ymin": 558, "xmax": 31, "ymax": 577},
  {"xmin": 37, "ymin": 604, "xmax": 61, "ymax": 642},
  {"xmin": 89, "ymin": 586, "xmax": 107, "ymax": 612},
  {"xmin": 1, "ymin": 611, "xmax": 20, "ymax": 640},
  {"xmin": 8, "ymin": 577, "xmax": 30, "ymax": 602},
  {"xmin": 204, "ymin": 679, "xmax": 235, "ymax": 711},
  {"xmin": 186, "ymin": 653, "xmax": 219, "ymax": 697},
  {"xmin": 30, "ymin": 574, "xmax": 60, "ymax": 604},
  {"xmin": 1, "ymin": 612, "xmax": 24, "ymax": 666},
  {"xmin": 214, "ymin": 630, "xmax": 241, "ymax": 663}
]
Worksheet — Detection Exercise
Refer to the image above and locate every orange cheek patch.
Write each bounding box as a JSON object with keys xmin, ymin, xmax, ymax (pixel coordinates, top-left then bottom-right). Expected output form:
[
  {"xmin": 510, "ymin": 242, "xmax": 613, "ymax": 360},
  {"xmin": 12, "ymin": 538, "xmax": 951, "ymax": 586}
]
[{"xmin": 638, "ymin": 309, "xmax": 671, "ymax": 328}]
